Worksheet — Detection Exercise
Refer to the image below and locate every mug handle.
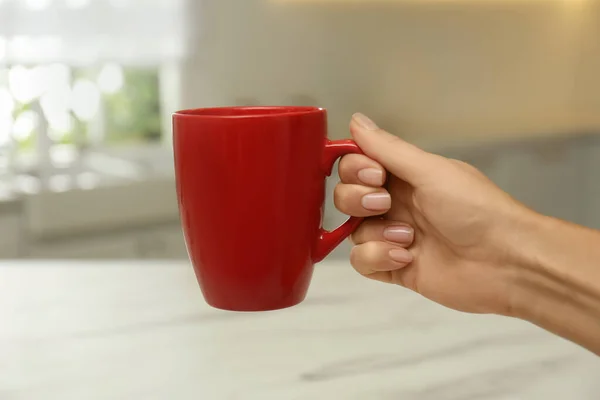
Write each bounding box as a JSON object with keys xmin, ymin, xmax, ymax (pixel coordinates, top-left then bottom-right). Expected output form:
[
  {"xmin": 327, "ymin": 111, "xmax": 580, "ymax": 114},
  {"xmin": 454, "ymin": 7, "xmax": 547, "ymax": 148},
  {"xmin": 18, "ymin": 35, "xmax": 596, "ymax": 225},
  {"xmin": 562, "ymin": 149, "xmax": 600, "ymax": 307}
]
[{"xmin": 313, "ymin": 139, "xmax": 365, "ymax": 263}]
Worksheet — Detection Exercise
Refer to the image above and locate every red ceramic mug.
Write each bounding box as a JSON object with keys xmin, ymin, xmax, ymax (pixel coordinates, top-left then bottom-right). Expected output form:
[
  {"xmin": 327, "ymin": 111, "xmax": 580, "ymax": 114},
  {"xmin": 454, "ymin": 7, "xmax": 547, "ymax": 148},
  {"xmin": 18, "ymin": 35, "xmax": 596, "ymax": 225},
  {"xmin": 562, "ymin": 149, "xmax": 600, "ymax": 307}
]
[{"xmin": 173, "ymin": 106, "xmax": 363, "ymax": 311}]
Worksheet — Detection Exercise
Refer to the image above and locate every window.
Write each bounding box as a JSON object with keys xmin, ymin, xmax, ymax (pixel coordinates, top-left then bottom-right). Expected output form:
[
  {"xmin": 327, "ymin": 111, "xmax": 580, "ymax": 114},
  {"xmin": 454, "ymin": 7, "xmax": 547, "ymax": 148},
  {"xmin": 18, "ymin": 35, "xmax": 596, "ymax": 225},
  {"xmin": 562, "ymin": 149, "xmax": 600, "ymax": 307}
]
[
  {"xmin": 0, "ymin": 64, "xmax": 162, "ymax": 150},
  {"xmin": 0, "ymin": 0, "xmax": 189, "ymax": 183},
  {"xmin": 100, "ymin": 67, "xmax": 162, "ymax": 145}
]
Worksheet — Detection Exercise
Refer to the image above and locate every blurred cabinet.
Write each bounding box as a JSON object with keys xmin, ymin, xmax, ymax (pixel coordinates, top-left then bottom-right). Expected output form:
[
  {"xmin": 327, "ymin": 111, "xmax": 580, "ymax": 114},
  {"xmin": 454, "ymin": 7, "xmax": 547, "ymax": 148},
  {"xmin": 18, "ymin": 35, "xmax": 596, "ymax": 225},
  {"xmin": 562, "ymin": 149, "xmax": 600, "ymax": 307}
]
[
  {"xmin": 27, "ymin": 234, "xmax": 139, "ymax": 259},
  {"xmin": 3, "ymin": 133, "xmax": 599, "ymax": 260},
  {"xmin": 490, "ymin": 140, "xmax": 583, "ymax": 225},
  {"xmin": 446, "ymin": 137, "xmax": 586, "ymax": 226},
  {"xmin": 580, "ymin": 137, "xmax": 600, "ymax": 229},
  {"xmin": 0, "ymin": 213, "xmax": 22, "ymax": 258},
  {"xmin": 137, "ymin": 225, "xmax": 188, "ymax": 259},
  {"xmin": 25, "ymin": 223, "xmax": 189, "ymax": 260}
]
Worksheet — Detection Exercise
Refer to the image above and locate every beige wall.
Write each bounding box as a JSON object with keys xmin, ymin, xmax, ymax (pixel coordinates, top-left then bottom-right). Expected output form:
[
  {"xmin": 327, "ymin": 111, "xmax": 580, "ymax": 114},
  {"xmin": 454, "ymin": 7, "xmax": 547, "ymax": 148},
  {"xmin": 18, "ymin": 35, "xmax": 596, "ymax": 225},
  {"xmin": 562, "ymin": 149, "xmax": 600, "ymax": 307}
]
[
  {"xmin": 182, "ymin": 0, "xmax": 600, "ymax": 140},
  {"xmin": 572, "ymin": 0, "xmax": 600, "ymax": 128}
]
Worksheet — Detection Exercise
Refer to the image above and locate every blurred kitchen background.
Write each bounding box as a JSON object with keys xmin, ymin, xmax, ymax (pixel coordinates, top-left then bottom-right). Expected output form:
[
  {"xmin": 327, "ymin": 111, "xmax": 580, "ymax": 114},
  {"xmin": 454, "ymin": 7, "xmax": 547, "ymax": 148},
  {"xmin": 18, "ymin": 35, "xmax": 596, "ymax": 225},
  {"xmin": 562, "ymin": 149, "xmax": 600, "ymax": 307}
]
[{"xmin": 0, "ymin": 0, "xmax": 599, "ymax": 260}]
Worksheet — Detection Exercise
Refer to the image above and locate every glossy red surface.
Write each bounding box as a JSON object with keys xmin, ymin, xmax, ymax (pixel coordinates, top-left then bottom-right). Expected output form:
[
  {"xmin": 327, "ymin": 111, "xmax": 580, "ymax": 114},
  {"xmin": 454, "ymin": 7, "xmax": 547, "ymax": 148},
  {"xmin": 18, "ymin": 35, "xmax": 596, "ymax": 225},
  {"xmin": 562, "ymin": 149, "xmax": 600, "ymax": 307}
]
[{"xmin": 173, "ymin": 106, "xmax": 363, "ymax": 311}]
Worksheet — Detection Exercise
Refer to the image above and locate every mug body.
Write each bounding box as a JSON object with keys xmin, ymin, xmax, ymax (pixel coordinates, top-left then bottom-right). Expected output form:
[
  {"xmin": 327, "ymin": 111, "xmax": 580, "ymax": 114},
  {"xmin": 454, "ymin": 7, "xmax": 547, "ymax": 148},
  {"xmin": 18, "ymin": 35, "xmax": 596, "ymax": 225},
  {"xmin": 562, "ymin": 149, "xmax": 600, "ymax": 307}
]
[{"xmin": 173, "ymin": 106, "xmax": 328, "ymax": 311}]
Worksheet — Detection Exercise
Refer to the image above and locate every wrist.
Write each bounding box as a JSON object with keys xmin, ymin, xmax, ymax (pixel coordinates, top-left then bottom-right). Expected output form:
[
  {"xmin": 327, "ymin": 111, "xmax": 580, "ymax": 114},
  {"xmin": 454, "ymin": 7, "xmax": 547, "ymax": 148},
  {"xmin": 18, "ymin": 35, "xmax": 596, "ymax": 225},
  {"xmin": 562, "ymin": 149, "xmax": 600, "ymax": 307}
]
[
  {"xmin": 493, "ymin": 207, "xmax": 548, "ymax": 317},
  {"xmin": 504, "ymin": 211, "xmax": 558, "ymax": 317},
  {"xmin": 506, "ymin": 211, "xmax": 577, "ymax": 319},
  {"xmin": 505, "ymin": 211, "xmax": 600, "ymax": 354}
]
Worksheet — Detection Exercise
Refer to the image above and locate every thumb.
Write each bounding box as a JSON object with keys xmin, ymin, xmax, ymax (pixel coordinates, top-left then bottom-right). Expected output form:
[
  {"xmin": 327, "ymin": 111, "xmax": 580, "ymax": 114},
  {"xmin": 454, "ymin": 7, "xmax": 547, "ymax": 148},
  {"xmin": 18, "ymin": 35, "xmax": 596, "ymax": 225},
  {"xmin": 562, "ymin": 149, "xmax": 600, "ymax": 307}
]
[{"xmin": 350, "ymin": 113, "xmax": 435, "ymax": 184}]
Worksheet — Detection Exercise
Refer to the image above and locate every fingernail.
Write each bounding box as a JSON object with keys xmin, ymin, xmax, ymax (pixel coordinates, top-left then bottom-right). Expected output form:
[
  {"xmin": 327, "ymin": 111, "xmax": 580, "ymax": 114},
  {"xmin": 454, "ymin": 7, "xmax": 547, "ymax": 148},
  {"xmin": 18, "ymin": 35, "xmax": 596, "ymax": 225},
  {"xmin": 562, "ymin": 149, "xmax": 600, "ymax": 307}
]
[
  {"xmin": 358, "ymin": 168, "xmax": 383, "ymax": 186},
  {"xmin": 389, "ymin": 249, "xmax": 414, "ymax": 264},
  {"xmin": 361, "ymin": 193, "xmax": 391, "ymax": 211},
  {"xmin": 384, "ymin": 226, "xmax": 414, "ymax": 243},
  {"xmin": 352, "ymin": 113, "xmax": 379, "ymax": 130}
]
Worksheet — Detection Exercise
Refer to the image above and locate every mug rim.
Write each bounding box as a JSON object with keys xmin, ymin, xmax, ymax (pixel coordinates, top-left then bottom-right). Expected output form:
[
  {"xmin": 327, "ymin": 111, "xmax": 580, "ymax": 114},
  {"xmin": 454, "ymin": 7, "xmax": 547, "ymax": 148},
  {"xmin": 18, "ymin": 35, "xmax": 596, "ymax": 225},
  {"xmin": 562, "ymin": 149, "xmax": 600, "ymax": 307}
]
[{"xmin": 173, "ymin": 106, "xmax": 325, "ymax": 119}]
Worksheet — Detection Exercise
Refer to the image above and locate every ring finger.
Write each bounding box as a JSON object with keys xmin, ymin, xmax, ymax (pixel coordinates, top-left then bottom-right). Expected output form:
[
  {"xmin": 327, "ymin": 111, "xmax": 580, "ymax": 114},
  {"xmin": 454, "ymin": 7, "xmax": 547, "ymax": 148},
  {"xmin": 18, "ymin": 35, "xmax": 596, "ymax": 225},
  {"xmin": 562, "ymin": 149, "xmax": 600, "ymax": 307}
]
[{"xmin": 351, "ymin": 218, "xmax": 415, "ymax": 247}]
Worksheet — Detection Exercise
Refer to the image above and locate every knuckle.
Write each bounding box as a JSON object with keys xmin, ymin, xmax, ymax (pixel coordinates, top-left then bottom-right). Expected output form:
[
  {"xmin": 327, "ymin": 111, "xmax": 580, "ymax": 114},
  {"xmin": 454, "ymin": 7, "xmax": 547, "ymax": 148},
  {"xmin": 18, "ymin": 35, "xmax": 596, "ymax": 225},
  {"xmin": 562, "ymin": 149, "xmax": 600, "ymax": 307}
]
[
  {"xmin": 337, "ymin": 159, "xmax": 349, "ymax": 179},
  {"xmin": 350, "ymin": 226, "xmax": 364, "ymax": 245},
  {"xmin": 333, "ymin": 184, "xmax": 359, "ymax": 211},
  {"xmin": 338, "ymin": 154, "xmax": 362, "ymax": 175},
  {"xmin": 351, "ymin": 219, "xmax": 384, "ymax": 245},
  {"xmin": 450, "ymin": 158, "xmax": 475, "ymax": 170},
  {"xmin": 350, "ymin": 242, "xmax": 379, "ymax": 274},
  {"xmin": 333, "ymin": 184, "xmax": 349, "ymax": 208},
  {"xmin": 396, "ymin": 268, "xmax": 419, "ymax": 293},
  {"xmin": 360, "ymin": 241, "xmax": 382, "ymax": 263},
  {"xmin": 349, "ymin": 246, "xmax": 362, "ymax": 270},
  {"xmin": 338, "ymin": 154, "xmax": 354, "ymax": 170},
  {"xmin": 382, "ymin": 131, "xmax": 402, "ymax": 146}
]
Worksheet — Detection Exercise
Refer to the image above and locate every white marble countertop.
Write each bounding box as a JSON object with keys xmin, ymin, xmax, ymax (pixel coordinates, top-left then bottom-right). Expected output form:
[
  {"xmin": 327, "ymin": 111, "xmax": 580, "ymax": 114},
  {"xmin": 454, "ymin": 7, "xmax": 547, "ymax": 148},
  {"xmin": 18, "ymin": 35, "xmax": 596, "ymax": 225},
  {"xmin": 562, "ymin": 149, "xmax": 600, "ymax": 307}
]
[{"xmin": 1, "ymin": 260, "xmax": 599, "ymax": 400}]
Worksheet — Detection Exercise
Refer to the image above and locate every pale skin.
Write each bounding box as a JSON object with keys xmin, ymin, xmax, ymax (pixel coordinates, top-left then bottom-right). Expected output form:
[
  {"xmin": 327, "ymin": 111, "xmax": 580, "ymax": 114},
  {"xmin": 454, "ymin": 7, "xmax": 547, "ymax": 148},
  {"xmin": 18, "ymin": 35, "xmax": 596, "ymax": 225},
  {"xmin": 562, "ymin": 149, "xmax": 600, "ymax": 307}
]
[{"xmin": 336, "ymin": 113, "xmax": 600, "ymax": 356}]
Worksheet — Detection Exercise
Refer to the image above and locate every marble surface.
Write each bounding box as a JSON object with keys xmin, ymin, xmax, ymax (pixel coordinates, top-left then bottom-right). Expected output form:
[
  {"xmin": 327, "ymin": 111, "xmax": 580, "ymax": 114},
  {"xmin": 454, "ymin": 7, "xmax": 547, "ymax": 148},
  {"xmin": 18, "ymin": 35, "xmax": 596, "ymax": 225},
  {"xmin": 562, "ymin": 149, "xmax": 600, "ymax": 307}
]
[{"xmin": 1, "ymin": 260, "xmax": 599, "ymax": 400}]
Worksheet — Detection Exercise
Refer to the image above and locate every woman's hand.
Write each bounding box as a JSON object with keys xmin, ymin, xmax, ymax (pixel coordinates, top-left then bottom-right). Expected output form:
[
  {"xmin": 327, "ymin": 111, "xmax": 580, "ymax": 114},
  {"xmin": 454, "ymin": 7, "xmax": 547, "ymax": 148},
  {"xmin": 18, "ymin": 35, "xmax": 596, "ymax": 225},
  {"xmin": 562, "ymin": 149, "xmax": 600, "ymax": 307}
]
[{"xmin": 336, "ymin": 113, "xmax": 534, "ymax": 315}]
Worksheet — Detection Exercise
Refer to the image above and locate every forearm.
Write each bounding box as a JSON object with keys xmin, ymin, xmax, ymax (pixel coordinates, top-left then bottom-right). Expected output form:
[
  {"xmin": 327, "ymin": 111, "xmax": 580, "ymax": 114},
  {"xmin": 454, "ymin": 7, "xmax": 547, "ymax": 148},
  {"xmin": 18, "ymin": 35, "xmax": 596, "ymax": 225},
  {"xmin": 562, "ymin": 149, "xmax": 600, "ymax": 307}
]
[{"xmin": 510, "ymin": 212, "xmax": 600, "ymax": 355}]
